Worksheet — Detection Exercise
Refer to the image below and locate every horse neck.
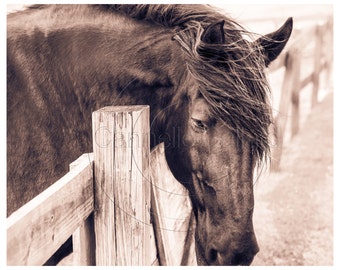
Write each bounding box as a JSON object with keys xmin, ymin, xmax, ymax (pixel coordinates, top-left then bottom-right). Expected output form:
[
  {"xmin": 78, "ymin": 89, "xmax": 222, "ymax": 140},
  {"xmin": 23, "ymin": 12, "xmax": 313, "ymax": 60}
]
[{"xmin": 8, "ymin": 5, "xmax": 189, "ymax": 148}]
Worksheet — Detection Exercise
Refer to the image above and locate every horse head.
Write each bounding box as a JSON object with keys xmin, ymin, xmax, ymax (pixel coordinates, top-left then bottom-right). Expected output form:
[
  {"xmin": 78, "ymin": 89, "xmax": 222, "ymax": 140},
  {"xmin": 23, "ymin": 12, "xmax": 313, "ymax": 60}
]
[{"xmin": 162, "ymin": 18, "xmax": 293, "ymax": 265}]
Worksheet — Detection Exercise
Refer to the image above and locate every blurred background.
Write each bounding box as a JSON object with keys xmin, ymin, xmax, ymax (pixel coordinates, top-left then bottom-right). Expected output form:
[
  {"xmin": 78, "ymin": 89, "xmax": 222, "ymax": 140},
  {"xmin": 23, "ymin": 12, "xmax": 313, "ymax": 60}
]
[{"xmin": 7, "ymin": 3, "xmax": 334, "ymax": 266}]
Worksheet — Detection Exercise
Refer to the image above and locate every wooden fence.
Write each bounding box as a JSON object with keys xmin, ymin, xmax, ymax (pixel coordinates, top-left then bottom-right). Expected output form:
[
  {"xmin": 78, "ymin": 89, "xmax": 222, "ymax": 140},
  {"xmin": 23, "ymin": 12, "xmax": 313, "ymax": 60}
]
[
  {"xmin": 270, "ymin": 17, "xmax": 333, "ymax": 171},
  {"xmin": 7, "ymin": 105, "xmax": 196, "ymax": 266}
]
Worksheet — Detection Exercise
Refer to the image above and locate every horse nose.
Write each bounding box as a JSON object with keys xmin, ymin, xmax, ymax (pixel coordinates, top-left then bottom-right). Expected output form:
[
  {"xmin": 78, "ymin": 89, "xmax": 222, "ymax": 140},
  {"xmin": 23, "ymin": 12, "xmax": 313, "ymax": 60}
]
[
  {"xmin": 230, "ymin": 246, "xmax": 259, "ymax": 265},
  {"xmin": 206, "ymin": 237, "xmax": 259, "ymax": 265},
  {"xmin": 206, "ymin": 245, "xmax": 259, "ymax": 265}
]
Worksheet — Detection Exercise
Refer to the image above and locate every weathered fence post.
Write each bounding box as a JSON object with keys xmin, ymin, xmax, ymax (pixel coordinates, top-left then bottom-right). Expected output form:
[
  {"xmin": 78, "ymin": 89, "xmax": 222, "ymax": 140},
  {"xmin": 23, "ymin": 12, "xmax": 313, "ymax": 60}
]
[
  {"xmin": 290, "ymin": 51, "xmax": 302, "ymax": 138},
  {"xmin": 311, "ymin": 24, "xmax": 322, "ymax": 107},
  {"xmin": 271, "ymin": 50, "xmax": 299, "ymax": 171},
  {"xmin": 92, "ymin": 105, "xmax": 156, "ymax": 265},
  {"xmin": 323, "ymin": 18, "xmax": 333, "ymax": 91}
]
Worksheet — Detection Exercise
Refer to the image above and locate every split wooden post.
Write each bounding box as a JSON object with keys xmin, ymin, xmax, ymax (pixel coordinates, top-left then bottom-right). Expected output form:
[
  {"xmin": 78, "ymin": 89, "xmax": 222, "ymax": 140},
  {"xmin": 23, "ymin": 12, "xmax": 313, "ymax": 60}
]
[
  {"xmin": 149, "ymin": 143, "xmax": 196, "ymax": 266},
  {"xmin": 92, "ymin": 105, "xmax": 156, "ymax": 265}
]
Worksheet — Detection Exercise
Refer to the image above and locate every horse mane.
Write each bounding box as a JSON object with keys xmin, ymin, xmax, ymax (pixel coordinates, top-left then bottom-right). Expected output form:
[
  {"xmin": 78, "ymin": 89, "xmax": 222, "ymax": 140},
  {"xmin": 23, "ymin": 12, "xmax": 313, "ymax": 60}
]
[
  {"xmin": 26, "ymin": 4, "xmax": 272, "ymax": 163},
  {"xmin": 96, "ymin": 5, "xmax": 271, "ymax": 163},
  {"xmin": 95, "ymin": 4, "xmax": 235, "ymax": 28}
]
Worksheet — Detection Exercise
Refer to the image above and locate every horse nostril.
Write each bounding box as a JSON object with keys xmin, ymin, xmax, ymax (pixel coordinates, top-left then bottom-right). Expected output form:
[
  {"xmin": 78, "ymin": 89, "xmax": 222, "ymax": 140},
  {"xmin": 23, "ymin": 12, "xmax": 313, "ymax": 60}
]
[
  {"xmin": 231, "ymin": 253, "xmax": 244, "ymax": 265},
  {"xmin": 208, "ymin": 248, "xmax": 218, "ymax": 263},
  {"xmin": 231, "ymin": 252, "xmax": 254, "ymax": 266}
]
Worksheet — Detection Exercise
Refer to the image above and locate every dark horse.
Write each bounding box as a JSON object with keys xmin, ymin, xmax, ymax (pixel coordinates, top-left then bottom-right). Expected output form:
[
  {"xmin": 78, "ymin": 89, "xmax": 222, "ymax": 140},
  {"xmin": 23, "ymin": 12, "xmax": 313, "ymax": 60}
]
[{"xmin": 7, "ymin": 4, "xmax": 292, "ymax": 265}]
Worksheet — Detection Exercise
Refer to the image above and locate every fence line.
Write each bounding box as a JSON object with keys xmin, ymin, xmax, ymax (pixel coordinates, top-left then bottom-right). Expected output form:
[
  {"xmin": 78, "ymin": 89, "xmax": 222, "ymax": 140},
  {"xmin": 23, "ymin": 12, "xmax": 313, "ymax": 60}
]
[
  {"xmin": 7, "ymin": 105, "xmax": 197, "ymax": 266},
  {"xmin": 270, "ymin": 17, "xmax": 332, "ymax": 171}
]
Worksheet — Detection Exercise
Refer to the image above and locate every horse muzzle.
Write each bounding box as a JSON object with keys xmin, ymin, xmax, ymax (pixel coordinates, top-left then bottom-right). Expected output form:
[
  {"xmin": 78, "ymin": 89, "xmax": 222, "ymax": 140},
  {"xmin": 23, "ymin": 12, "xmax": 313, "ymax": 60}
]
[{"xmin": 201, "ymin": 232, "xmax": 259, "ymax": 266}]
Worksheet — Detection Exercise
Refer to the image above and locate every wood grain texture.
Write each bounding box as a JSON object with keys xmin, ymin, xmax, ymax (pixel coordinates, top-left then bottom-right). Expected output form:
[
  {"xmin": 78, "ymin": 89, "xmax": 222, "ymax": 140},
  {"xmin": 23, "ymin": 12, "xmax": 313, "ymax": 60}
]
[
  {"xmin": 92, "ymin": 106, "xmax": 156, "ymax": 265},
  {"xmin": 7, "ymin": 154, "xmax": 94, "ymax": 266}
]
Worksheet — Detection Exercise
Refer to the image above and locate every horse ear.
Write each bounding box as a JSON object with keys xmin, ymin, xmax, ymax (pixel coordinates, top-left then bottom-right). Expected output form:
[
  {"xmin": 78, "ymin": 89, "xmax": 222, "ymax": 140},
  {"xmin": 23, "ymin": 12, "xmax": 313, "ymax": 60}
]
[
  {"xmin": 256, "ymin": 17, "xmax": 293, "ymax": 66},
  {"xmin": 201, "ymin": 20, "xmax": 225, "ymax": 44}
]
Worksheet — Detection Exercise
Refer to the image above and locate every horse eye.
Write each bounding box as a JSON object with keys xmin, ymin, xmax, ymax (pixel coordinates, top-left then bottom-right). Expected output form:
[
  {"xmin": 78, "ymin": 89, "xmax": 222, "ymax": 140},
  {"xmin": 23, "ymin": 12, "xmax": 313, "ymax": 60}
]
[{"xmin": 191, "ymin": 118, "xmax": 208, "ymax": 133}]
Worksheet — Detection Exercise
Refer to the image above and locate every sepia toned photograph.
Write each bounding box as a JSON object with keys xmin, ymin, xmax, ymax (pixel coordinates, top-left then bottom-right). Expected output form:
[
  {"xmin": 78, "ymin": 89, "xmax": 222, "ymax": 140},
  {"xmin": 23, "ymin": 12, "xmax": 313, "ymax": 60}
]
[{"xmin": 5, "ymin": 2, "xmax": 334, "ymax": 266}]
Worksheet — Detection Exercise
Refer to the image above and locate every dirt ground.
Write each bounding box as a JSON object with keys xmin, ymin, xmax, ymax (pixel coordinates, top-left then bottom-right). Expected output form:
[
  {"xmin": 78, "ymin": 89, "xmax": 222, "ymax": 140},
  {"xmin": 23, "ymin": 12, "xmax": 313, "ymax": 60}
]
[{"xmin": 252, "ymin": 93, "xmax": 333, "ymax": 266}]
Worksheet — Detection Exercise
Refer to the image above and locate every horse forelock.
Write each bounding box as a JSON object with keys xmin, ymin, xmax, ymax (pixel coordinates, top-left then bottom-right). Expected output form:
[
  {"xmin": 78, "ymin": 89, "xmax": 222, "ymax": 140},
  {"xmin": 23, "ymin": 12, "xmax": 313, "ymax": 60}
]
[{"xmin": 179, "ymin": 30, "xmax": 272, "ymax": 164}]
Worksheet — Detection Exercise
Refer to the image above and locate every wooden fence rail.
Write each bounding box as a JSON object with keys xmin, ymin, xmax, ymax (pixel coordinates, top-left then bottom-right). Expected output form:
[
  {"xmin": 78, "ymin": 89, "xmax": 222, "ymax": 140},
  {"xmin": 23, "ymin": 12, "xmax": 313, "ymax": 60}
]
[{"xmin": 7, "ymin": 154, "xmax": 94, "ymax": 265}]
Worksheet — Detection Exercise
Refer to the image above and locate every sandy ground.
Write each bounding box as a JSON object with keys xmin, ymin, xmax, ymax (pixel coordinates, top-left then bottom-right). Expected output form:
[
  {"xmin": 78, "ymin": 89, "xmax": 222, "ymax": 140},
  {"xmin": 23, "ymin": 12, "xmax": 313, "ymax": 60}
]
[{"xmin": 252, "ymin": 93, "xmax": 333, "ymax": 266}]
